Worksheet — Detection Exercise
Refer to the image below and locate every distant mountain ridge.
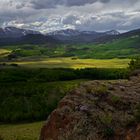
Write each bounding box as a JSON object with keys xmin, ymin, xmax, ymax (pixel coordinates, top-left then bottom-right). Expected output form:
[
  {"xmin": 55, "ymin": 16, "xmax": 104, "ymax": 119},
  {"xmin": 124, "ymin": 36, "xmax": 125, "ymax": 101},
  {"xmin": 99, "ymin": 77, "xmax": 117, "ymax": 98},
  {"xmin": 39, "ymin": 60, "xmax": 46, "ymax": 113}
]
[
  {"xmin": 105, "ymin": 30, "xmax": 120, "ymax": 35},
  {"xmin": 48, "ymin": 29, "xmax": 120, "ymax": 36},
  {"xmin": 47, "ymin": 29, "xmax": 121, "ymax": 43},
  {"xmin": 0, "ymin": 27, "xmax": 58, "ymax": 45},
  {"xmin": 0, "ymin": 26, "xmax": 40, "ymax": 38},
  {"xmin": 0, "ymin": 26, "xmax": 140, "ymax": 45},
  {"xmin": 48, "ymin": 29, "xmax": 82, "ymax": 36}
]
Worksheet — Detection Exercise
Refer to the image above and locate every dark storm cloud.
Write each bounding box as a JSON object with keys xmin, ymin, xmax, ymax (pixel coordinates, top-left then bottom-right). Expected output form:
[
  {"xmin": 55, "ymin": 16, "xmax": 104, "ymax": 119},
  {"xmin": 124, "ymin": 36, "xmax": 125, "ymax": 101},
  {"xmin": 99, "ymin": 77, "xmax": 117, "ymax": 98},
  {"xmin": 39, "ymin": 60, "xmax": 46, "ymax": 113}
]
[{"xmin": 30, "ymin": 0, "xmax": 110, "ymax": 9}]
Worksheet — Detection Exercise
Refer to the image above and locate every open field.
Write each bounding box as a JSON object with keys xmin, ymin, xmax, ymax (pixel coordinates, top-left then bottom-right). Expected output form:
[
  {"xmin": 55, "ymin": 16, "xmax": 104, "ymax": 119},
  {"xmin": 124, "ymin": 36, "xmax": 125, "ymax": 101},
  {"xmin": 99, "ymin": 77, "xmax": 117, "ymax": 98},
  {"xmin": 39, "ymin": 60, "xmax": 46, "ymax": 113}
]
[
  {"xmin": 7, "ymin": 57, "xmax": 130, "ymax": 68},
  {"xmin": 0, "ymin": 121, "xmax": 43, "ymax": 140},
  {"xmin": 0, "ymin": 49, "xmax": 11, "ymax": 56}
]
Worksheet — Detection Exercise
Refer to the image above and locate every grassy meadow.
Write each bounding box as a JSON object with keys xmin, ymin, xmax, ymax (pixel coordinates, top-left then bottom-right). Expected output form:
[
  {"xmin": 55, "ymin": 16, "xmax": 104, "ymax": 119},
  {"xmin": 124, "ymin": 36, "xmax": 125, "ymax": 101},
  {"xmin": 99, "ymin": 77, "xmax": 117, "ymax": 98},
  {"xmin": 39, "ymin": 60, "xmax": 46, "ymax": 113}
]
[
  {"xmin": 0, "ymin": 49, "xmax": 11, "ymax": 58},
  {"xmin": 0, "ymin": 122, "xmax": 43, "ymax": 140},
  {"xmin": 6, "ymin": 57, "xmax": 130, "ymax": 68},
  {"xmin": 0, "ymin": 49, "xmax": 11, "ymax": 55}
]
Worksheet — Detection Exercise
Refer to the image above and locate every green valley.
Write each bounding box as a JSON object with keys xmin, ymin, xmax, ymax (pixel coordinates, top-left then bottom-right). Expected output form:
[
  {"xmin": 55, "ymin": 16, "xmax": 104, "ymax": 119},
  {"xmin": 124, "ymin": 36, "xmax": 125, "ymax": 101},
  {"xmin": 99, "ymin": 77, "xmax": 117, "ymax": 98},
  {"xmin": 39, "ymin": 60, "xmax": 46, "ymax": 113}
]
[
  {"xmin": 0, "ymin": 36, "xmax": 140, "ymax": 61},
  {"xmin": 0, "ymin": 29, "xmax": 139, "ymax": 140}
]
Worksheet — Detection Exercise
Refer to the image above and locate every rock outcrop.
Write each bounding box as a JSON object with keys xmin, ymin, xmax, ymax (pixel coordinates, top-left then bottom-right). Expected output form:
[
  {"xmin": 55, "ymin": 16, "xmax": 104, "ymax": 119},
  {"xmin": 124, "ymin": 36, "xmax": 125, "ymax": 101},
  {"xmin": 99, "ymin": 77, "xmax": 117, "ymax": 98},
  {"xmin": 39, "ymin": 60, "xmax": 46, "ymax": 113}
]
[{"xmin": 40, "ymin": 75, "xmax": 140, "ymax": 140}]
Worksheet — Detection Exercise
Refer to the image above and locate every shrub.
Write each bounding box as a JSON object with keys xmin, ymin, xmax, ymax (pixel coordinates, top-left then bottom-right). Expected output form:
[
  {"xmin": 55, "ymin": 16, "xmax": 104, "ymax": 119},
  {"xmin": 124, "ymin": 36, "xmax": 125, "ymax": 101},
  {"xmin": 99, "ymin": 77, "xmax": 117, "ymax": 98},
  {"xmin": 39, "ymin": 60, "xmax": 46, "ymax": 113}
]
[
  {"xmin": 0, "ymin": 80, "xmax": 80, "ymax": 123},
  {"xmin": 10, "ymin": 63, "xmax": 19, "ymax": 67},
  {"xmin": 111, "ymin": 95, "xmax": 121, "ymax": 103},
  {"xmin": 134, "ymin": 104, "xmax": 140, "ymax": 122},
  {"xmin": 100, "ymin": 114, "xmax": 113, "ymax": 126},
  {"xmin": 93, "ymin": 86, "xmax": 108, "ymax": 96},
  {"xmin": 0, "ymin": 67, "xmax": 129, "ymax": 122},
  {"xmin": 129, "ymin": 58, "xmax": 140, "ymax": 70},
  {"xmin": 0, "ymin": 68, "xmax": 129, "ymax": 83},
  {"xmin": 101, "ymin": 114, "xmax": 114, "ymax": 137},
  {"xmin": 103, "ymin": 127, "xmax": 114, "ymax": 137}
]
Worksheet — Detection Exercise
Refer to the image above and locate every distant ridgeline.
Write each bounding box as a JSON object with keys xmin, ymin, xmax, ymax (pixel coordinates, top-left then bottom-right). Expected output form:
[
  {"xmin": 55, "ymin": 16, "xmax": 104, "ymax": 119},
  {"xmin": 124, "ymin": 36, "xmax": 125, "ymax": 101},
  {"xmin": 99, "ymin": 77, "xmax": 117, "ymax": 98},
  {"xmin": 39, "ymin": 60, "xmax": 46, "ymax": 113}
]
[{"xmin": 0, "ymin": 27, "xmax": 140, "ymax": 45}]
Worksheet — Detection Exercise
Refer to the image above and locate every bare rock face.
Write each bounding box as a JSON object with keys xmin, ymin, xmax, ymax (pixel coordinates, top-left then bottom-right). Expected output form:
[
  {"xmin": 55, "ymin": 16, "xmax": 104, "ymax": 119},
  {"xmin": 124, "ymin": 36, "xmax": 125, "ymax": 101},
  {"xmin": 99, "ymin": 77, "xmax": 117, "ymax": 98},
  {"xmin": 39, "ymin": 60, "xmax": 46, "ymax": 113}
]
[{"xmin": 40, "ymin": 75, "xmax": 140, "ymax": 140}]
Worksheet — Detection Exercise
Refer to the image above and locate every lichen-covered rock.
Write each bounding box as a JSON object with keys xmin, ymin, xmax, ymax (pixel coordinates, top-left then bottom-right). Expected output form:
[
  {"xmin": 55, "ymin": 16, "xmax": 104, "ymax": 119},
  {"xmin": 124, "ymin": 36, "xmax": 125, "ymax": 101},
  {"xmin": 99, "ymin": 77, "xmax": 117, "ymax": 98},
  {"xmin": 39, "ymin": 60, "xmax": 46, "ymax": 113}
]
[{"xmin": 40, "ymin": 75, "xmax": 140, "ymax": 140}]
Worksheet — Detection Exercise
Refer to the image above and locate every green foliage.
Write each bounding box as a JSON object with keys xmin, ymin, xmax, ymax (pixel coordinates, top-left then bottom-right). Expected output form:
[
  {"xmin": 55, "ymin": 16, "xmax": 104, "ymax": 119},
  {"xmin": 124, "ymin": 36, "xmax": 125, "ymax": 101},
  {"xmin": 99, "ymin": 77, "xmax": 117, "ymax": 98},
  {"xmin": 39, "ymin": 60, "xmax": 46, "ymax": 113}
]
[
  {"xmin": 100, "ymin": 114, "xmax": 114, "ymax": 137},
  {"xmin": 103, "ymin": 127, "xmax": 114, "ymax": 137},
  {"xmin": 0, "ymin": 68, "xmax": 129, "ymax": 83},
  {"xmin": 134, "ymin": 104, "xmax": 140, "ymax": 122},
  {"xmin": 110, "ymin": 95, "xmax": 121, "ymax": 103},
  {"xmin": 94, "ymin": 86, "xmax": 108, "ymax": 95},
  {"xmin": 53, "ymin": 36, "xmax": 140, "ymax": 59},
  {"xmin": 100, "ymin": 114, "xmax": 113, "ymax": 126},
  {"xmin": 129, "ymin": 58, "xmax": 140, "ymax": 70},
  {"xmin": 0, "ymin": 67, "xmax": 129, "ymax": 123},
  {"xmin": 1, "ymin": 36, "xmax": 140, "ymax": 60},
  {"xmin": 0, "ymin": 80, "xmax": 81, "ymax": 123}
]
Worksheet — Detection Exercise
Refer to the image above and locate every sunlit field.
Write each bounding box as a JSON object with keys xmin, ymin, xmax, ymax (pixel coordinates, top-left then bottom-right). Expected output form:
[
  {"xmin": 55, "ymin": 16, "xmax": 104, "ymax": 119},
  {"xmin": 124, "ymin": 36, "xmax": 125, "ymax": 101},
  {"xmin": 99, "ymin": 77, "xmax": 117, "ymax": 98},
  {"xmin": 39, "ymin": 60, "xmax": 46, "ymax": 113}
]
[
  {"xmin": 7, "ymin": 57, "xmax": 130, "ymax": 68},
  {"xmin": 0, "ymin": 49, "xmax": 11, "ymax": 55}
]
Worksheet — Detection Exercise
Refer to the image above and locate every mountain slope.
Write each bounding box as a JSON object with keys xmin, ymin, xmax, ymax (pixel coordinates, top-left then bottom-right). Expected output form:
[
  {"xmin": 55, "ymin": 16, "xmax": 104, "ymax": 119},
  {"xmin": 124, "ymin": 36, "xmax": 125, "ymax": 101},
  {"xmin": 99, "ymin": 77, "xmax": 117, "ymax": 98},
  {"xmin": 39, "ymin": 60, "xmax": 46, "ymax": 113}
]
[
  {"xmin": 19, "ymin": 34, "xmax": 58, "ymax": 44},
  {"xmin": 105, "ymin": 30, "xmax": 120, "ymax": 35},
  {"xmin": 0, "ymin": 26, "xmax": 40, "ymax": 38},
  {"xmin": 0, "ymin": 27, "xmax": 58, "ymax": 46}
]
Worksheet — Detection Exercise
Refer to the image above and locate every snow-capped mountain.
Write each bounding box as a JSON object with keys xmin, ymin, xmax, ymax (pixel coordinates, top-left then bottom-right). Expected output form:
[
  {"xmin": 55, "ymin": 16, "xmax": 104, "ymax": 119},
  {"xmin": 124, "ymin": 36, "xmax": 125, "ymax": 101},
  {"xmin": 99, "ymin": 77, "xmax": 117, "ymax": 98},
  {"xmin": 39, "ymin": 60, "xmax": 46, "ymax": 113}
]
[
  {"xmin": 105, "ymin": 30, "xmax": 120, "ymax": 35},
  {"xmin": 48, "ymin": 29, "xmax": 120, "ymax": 43},
  {"xmin": 48, "ymin": 29, "xmax": 101, "ymax": 36},
  {"xmin": 0, "ymin": 26, "xmax": 40, "ymax": 38},
  {"xmin": 48, "ymin": 29, "xmax": 81, "ymax": 36},
  {"xmin": 0, "ymin": 26, "xmax": 58, "ymax": 46},
  {"xmin": 0, "ymin": 26, "xmax": 139, "ymax": 45},
  {"xmin": 48, "ymin": 29, "xmax": 120, "ymax": 36}
]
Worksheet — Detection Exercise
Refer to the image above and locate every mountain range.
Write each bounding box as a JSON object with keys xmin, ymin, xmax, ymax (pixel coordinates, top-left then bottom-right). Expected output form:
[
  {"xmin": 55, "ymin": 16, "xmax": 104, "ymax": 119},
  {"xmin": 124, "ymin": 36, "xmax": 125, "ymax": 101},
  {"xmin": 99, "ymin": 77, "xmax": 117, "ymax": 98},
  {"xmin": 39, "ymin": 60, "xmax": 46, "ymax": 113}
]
[
  {"xmin": 0, "ymin": 27, "xmax": 40, "ymax": 38},
  {"xmin": 48, "ymin": 29, "xmax": 120, "ymax": 36},
  {"xmin": 0, "ymin": 26, "xmax": 140, "ymax": 45},
  {"xmin": 48, "ymin": 29, "xmax": 121, "ymax": 43},
  {"xmin": 0, "ymin": 27, "xmax": 56, "ymax": 46}
]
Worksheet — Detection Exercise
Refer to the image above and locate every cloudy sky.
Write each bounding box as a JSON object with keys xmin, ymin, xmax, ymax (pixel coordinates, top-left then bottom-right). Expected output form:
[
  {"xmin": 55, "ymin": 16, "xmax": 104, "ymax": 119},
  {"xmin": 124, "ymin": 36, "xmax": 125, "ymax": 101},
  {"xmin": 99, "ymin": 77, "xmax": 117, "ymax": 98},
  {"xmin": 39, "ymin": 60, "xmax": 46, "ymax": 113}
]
[{"xmin": 0, "ymin": 0, "xmax": 140, "ymax": 33}]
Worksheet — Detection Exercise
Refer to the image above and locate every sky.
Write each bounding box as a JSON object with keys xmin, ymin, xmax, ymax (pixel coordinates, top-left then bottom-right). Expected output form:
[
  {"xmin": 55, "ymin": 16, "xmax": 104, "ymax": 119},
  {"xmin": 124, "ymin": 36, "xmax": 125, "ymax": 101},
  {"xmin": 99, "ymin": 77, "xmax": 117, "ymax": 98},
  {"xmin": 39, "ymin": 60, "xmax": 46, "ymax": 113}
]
[{"xmin": 0, "ymin": 0, "xmax": 140, "ymax": 33}]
